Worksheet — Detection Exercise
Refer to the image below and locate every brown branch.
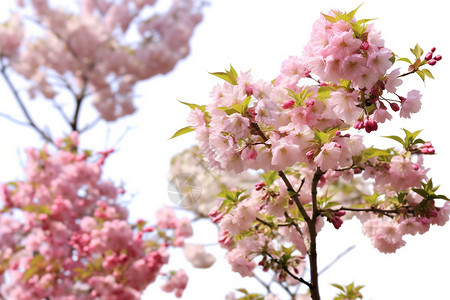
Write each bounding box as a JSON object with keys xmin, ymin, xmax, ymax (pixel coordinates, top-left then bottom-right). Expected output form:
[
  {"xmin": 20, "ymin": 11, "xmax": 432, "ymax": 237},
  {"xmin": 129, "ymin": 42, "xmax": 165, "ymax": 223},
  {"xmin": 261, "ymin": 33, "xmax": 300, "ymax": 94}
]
[{"xmin": 0, "ymin": 63, "xmax": 53, "ymax": 144}]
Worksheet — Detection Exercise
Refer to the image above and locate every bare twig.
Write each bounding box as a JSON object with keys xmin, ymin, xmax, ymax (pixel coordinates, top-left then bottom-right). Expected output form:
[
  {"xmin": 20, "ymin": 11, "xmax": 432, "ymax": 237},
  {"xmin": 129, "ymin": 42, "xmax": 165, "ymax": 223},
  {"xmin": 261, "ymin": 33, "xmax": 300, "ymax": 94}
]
[{"xmin": 0, "ymin": 63, "xmax": 53, "ymax": 143}]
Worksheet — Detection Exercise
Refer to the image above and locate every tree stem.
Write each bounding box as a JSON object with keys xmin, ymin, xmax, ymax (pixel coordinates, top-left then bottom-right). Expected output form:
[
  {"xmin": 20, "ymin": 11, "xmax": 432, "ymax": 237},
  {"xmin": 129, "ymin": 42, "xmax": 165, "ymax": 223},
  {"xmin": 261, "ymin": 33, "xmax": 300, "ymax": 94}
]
[
  {"xmin": 308, "ymin": 169, "xmax": 324, "ymax": 300},
  {"xmin": 0, "ymin": 63, "xmax": 53, "ymax": 143}
]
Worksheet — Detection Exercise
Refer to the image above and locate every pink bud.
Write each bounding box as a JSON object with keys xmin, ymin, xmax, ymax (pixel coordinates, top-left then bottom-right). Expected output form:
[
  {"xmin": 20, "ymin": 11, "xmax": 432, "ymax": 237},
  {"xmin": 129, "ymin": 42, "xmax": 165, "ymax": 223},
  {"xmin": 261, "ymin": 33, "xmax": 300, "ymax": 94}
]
[
  {"xmin": 353, "ymin": 119, "xmax": 364, "ymax": 130},
  {"xmin": 306, "ymin": 99, "xmax": 315, "ymax": 107},
  {"xmin": 425, "ymin": 52, "xmax": 433, "ymax": 61},
  {"xmin": 246, "ymin": 85, "xmax": 254, "ymax": 96},
  {"xmin": 335, "ymin": 211, "xmax": 346, "ymax": 217},
  {"xmin": 246, "ymin": 149, "xmax": 258, "ymax": 160},
  {"xmin": 306, "ymin": 149, "xmax": 315, "ymax": 159},
  {"xmin": 428, "ymin": 59, "xmax": 437, "ymax": 66},
  {"xmin": 281, "ymin": 99, "xmax": 295, "ymax": 109},
  {"xmin": 434, "ymin": 55, "xmax": 442, "ymax": 61},
  {"xmin": 390, "ymin": 102, "xmax": 400, "ymax": 112},
  {"xmin": 429, "ymin": 210, "xmax": 438, "ymax": 218},
  {"xmin": 431, "ymin": 47, "xmax": 436, "ymax": 52},
  {"xmin": 361, "ymin": 41, "xmax": 369, "ymax": 50},
  {"xmin": 423, "ymin": 142, "xmax": 432, "ymax": 147},
  {"xmin": 255, "ymin": 181, "xmax": 265, "ymax": 191},
  {"xmin": 212, "ymin": 211, "xmax": 226, "ymax": 223},
  {"xmin": 143, "ymin": 226, "xmax": 154, "ymax": 232},
  {"xmin": 427, "ymin": 148, "xmax": 435, "ymax": 154}
]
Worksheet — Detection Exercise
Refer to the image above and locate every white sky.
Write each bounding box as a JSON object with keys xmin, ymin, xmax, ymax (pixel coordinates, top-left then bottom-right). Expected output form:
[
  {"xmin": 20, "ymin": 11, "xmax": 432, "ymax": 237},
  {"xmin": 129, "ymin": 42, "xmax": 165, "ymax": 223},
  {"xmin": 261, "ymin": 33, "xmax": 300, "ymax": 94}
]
[{"xmin": 1, "ymin": 0, "xmax": 450, "ymax": 299}]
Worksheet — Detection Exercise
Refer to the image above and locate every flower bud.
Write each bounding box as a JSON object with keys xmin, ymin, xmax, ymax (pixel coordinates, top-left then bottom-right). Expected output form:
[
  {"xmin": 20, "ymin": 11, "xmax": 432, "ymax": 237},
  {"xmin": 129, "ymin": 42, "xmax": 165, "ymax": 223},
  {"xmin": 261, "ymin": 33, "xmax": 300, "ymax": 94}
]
[
  {"xmin": 434, "ymin": 55, "xmax": 442, "ymax": 61},
  {"xmin": 255, "ymin": 181, "xmax": 265, "ymax": 191},
  {"xmin": 281, "ymin": 99, "xmax": 295, "ymax": 109},
  {"xmin": 306, "ymin": 149, "xmax": 315, "ymax": 159},
  {"xmin": 389, "ymin": 102, "xmax": 400, "ymax": 112},
  {"xmin": 428, "ymin": 59, "xmax": 437, "ymax": 66},
  {"xmin": 425, "ymin": 52, "xmax": 433, "ymax": 61},
  {"xmin": 361, "ymin": 41, "xmax": 369, "ymax": 50},
  {"xmin": 431, "ymin": 47, "xmax": 436, "ymax": 52}
]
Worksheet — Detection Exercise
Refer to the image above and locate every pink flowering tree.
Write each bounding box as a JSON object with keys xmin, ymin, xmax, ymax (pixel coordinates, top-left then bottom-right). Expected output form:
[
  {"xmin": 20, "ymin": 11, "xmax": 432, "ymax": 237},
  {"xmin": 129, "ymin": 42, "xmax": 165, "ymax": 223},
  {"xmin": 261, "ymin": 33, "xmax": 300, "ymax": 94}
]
[
  {"xmin": 173, "ymin": 6, "xmax": 448, "ymax": 300},
  {"xmin": 0, "ymin": 0, "xmax": 207, "ymax": 299},
  {"xmin": 1, "ymin": 0, "xmax": 202, "ymax": 136}
]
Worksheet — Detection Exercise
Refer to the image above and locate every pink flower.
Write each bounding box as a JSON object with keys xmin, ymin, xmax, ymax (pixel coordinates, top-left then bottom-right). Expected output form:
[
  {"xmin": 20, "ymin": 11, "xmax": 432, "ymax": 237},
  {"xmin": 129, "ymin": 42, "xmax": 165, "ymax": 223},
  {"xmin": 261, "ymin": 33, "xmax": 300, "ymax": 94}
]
[
  {"xmin": 328, "ymin": 90, "xmax": 361, "ymax": 124},
  {"xmin": 156, "ymin": 206, "xmax": 177, "ymax": 229},
  {"xmin": 367, "ymin": 48, "xmax": 393, "ymax": 75},
  {"xmin": 314, "ymin": 142, "xmax": 342, "ymax": 171},
  {"xmin": 270, "ymin": 137, "xmax": 301, "ymax": 170},
  {"xmin": 161, "ymin": 269, "xmax": 188, "ymax": 298},
  {"xmin": 385, "ymin": 68, "xmax": 403, "ymax": 93},
  {"xmin": 184, "ymin": 244, "xmax": 216, "ymax": 268},
  {"xmin": 225, "ymin": 248, "xmax": 256, "ymax": 277},
  {"xmin": 400, "ymin": 90, "xmax": 422, "ymax": 118}
]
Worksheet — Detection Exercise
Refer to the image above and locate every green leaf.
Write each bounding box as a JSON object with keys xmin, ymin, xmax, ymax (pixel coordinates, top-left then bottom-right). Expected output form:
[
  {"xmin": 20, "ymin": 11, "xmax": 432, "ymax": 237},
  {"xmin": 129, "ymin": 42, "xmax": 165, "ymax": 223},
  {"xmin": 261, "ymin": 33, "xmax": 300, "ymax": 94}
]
[
  {"xmin": 421, "ymin": 68, "xmax": 434, "ymax": 79},
  {"xmin": 389, "ymin": 55, "xmax": 396, "ymax": 64},
  {"xmin": 23, "ymin": 254, "xmax": 45, "ymax": 281},
  {"xmin": 261, "ymin": 171, "xmax": 279, "ymax": 186},
  {"xmin": 397, "ymin": 57, "xmax": 412, "ymax": 64},
  {"xmin": 217, "ymin": 106, "xmax": 240, "ymax": 115},
  {"xmin": 410, "ymin": 43, "xmax": 423, "ymax": 59},
  {"xmin": 236, "ymin": 288, "xmax": 249, "ymax": 295},
  {"xmin": 317, "ymin": 86, "xmax": 332, "ymax": 101},
  {"xmin": 241, "ymin": 96, "xmax": 252, "ymax": 114},
  {"xmin": 169, "ymin": 126, "xmax": 195, "ymax": 139},
  {"xmin": 404, "ymin": 128, "xmax": 422, "ymax": 142},
  {"xmin": 287, "ymin": 88, "xmax": 313, "ymax": 106},
  {"xmin": 209, "ymin": 64, "xmax": 239, "ymax": 85},
  {"xmin": 361, "ymin": 147, "xmax": 392, "ymax": 162},
  {"xmin": 383, "ymin": 135, "xmax": 405, "ymax": 147},
  {"xmin": 321, "ymin": 13, "xmax": 337, "ymax": 23},
  {"xmin": 347, "ymin": 3, "xmax": 364, "ymax": 20},
  {"xmin": 178, "ymin": 100, "xmax": 206, "ymax": 112},
  {"xmin": 416, "ymin": 70, "xmax": 425, "ymax": 82},
  {"xmin": 332, "ymin": 283, "xmax": 346, "ymax": 292}
]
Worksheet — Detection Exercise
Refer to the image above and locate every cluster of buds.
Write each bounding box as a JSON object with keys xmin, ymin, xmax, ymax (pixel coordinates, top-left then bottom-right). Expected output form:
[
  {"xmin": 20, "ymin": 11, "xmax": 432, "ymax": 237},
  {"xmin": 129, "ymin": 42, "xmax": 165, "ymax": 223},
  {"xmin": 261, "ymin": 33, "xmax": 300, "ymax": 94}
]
[
  {"xmin": 425, "ymin": 47, "xmax": 442, "ymax": 66},
  {"xmin": 354, "ymin": 117, "xmax": 378, "ymax": 133},
  {"xmin": 326, "ymin": 211, "xmax": 346, "ymax": 229},
  {"xmin": 421, "ymin": 142, "xmax": 435, "ymax": 154}
]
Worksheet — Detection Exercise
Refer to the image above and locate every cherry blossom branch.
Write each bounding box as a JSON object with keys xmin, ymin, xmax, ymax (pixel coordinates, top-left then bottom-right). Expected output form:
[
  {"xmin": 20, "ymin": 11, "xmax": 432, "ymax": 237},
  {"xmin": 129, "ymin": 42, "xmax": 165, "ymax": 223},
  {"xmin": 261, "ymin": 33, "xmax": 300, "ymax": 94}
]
[
  {"xmin": 250, "ymin": 122, "xmax": 312, "ymax": 224},
  {"xmin": 253, "ymin": 274, "xmax": 272, "ymax": 294},
  {"xmin": 327, "ymin": 205, "xmax": 414, "ymax": 217},
  {"xmin": 308, "ymin": 169, "xmax": 324, "ymax": 300},
  {"xmin": 318, "ymin": 245, "xmax": 355, "ymax": 275},
  {"xmin": 266, "ymin": 252, "xmax": 312, "ymax": 289},
  {"xmin": 0, "ymin": 63, "xmax": 53, "ymax": 143},
  {"xmin": 397, "ymin": 70, "xmax": 416, "ymax": 78},
  {"xmin": 70, "ymin": 76, "xmax": 88, "ymax": 132},
  {"xmin": 250, "ymin": 122, "xmax": 321, "ymax": 299},
  {"xmin": 0, "ymin": 111, "xmax": 29, "ymax": 126}
]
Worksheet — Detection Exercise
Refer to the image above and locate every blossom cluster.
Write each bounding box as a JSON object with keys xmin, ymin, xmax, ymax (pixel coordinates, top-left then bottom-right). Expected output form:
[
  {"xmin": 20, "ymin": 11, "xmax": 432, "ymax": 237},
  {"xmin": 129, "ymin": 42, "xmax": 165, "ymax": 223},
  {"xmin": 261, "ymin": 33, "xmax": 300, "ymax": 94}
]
[
  {"xmin": 1, "ymin": 0, "xmax": 203, "ymax": 121},
  {"xmin": 177, "ymin": 7, "xmax": 449, "ymax": 296},
  {"xmin": 0, "ymin": 134, "xmax": 206, "ymax": 299}
]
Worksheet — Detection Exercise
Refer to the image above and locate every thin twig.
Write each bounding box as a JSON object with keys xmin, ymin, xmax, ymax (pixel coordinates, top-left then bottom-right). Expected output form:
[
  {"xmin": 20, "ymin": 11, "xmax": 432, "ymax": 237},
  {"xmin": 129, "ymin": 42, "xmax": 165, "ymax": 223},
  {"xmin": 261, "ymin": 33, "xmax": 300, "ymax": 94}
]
[
  {"xmin": 0, "ymin": 112, "xmax": 29, "ymax": 126},
  {"xmin": 0, "ymin": 63, "xmax": 53, "ymax": 143},
  {"xmin": 318, "ymin": 245, "xmax": 355, "ymax": 275}
]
